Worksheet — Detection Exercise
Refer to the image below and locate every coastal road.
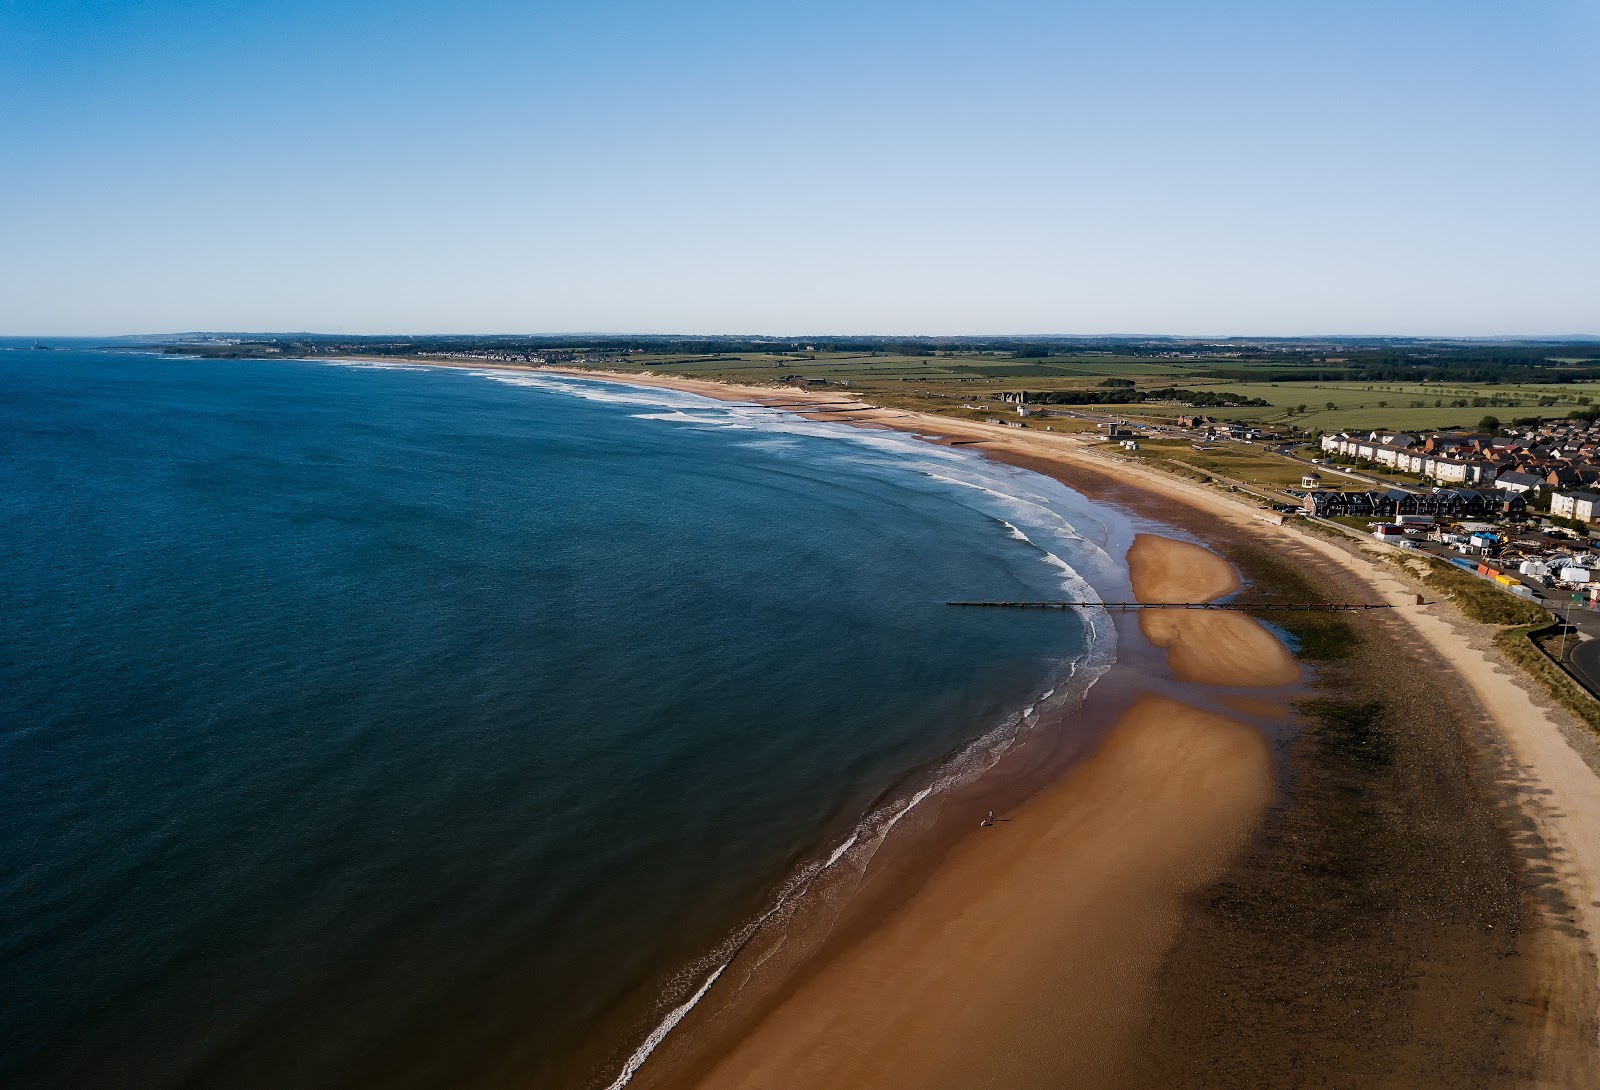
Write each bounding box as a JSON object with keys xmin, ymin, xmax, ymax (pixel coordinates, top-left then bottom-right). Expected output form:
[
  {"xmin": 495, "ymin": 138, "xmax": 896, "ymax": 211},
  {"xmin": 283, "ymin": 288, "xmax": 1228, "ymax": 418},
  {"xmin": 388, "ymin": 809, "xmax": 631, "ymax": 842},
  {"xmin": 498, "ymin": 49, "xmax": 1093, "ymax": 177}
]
[{"xmin": 1565, "ymin": 634, "xmax": 1600, "ymax": 698}]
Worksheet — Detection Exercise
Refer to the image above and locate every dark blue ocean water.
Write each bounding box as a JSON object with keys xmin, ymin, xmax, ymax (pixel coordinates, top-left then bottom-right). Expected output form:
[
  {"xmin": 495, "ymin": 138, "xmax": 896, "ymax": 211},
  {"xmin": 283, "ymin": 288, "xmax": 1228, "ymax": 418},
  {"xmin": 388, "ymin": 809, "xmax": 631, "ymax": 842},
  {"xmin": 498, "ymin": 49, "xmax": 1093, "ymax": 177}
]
[{"xmin": 0, "ymin": 348, "xmax": 1130, "ymax": 1089}]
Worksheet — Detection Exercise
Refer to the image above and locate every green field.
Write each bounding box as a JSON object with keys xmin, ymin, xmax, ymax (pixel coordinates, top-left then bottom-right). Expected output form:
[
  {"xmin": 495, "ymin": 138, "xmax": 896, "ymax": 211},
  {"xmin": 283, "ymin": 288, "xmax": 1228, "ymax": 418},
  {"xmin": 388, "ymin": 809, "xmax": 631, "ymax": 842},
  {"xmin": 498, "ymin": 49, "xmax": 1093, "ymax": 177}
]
[
  {"xmin": 1122, "ymin": 439, "xmax": 1323, "ymax": 492},
  {"xmin": 1163, "ymin": 380, "xmax": 1600, "ymax": 431},
  {"xmin": 591, "ymin": 352, "xmax": 1600, "ymax": 435}
]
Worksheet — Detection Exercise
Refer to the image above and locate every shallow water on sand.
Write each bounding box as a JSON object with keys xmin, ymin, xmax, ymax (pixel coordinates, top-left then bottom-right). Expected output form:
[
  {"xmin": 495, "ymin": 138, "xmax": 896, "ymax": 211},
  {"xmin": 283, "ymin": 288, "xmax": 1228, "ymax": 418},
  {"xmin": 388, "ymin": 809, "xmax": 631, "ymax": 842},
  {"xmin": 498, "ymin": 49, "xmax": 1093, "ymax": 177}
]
[{"xmin": 0, "ymin": 347, "xmax": 1131, "ymax": 1089}]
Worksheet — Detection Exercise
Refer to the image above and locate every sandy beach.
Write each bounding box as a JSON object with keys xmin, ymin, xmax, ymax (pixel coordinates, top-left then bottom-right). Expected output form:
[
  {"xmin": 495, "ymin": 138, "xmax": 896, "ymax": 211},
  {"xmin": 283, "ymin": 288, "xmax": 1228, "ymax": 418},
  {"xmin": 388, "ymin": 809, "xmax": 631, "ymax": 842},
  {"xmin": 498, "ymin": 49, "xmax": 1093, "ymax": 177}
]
[
  {"xmin": 377, "ymin": 361, "xmax": 1600, "ymax": 1086},
  {"xmin": 675, "ymin": 537, "xmax": 1285, "ymax": 1090}
]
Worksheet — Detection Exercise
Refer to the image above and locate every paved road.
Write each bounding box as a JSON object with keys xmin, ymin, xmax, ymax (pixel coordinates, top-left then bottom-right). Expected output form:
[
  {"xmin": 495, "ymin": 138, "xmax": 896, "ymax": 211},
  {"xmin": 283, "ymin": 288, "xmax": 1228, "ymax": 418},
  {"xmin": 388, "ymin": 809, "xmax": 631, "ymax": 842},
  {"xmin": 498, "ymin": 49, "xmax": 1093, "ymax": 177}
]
[{"xmin": 1563, "ymin": 628, "xmax": 1600, "ymax": 697}]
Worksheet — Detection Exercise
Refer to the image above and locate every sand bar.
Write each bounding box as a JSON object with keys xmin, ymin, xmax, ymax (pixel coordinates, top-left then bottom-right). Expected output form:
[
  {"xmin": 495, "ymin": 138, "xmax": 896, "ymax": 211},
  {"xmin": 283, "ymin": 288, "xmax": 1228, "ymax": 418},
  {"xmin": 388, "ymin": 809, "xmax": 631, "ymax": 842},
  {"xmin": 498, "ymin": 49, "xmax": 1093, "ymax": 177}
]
[
  {"xmin": 1127, "ymin": 534, "xmax": 1301, "ymax": 689},
  {"xmin": 676, "ymin": 539, "xmax": 1282, "ymax": 1090}
]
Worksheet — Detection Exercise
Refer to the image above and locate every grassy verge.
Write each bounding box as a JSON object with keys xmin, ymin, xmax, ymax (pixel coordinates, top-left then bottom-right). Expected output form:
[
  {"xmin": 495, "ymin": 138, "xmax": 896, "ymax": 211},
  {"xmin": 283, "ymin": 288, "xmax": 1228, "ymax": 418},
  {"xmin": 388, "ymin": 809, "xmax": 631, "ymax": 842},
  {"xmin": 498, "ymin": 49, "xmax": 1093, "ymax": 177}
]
[
  {"xmin": 1149, "ymin": 461, "xmax": 1212, "ymax": 484},
  {"xmin": 1391, "ymin": 555, "xmax": 1550, "ymax": 626},
  {"xmin": 1295, "ymin": 517, "xmax": 1363, "ymax": 544},
  {"xmin": 1496, "ymin": 624, "xmax": 1600, "ymax": 733},
  {"xmin": 1382, "ymin": 554, "xmax": 1600, "ymax": 735}
]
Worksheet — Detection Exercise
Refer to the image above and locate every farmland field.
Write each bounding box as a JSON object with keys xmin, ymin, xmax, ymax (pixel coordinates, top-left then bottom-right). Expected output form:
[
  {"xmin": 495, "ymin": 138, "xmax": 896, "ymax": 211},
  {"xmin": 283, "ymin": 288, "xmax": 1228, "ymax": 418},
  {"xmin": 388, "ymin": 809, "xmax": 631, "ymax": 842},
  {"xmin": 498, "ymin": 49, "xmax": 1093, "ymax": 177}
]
[
  {"xmin": 1159, "ymin": 380, "xmax": 1600, "ymax": 431},
  {"xmin": 600, "ymin": 352, "xmax": 1600, "ymax": 434}
]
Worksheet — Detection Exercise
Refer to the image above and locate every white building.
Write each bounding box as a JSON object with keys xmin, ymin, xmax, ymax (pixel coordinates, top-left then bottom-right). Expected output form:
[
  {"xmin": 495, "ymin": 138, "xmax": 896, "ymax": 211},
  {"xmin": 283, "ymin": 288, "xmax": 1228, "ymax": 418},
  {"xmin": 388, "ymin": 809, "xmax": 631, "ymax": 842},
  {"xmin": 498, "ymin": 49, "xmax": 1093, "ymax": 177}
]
[
  {"xmin": 1495, "ymin": 471, "xmax": 1545, "ymax": 495},
  {"xmin": 1551, "ymin": 491, "xmax": 1600, "ymax": 522},
  {"xmin": 1318, "ymin": 432, "xmax": 1493, "ymax": 483}
]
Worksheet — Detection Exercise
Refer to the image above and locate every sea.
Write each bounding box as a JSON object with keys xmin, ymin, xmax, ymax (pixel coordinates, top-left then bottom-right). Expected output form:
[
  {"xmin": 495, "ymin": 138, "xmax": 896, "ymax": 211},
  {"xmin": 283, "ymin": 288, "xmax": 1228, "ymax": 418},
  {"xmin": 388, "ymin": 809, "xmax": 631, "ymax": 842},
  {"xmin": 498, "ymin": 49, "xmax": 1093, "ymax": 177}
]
[{"xmin": 0, "ymin": 344, "xmax": 1135, "ymax": 1089}]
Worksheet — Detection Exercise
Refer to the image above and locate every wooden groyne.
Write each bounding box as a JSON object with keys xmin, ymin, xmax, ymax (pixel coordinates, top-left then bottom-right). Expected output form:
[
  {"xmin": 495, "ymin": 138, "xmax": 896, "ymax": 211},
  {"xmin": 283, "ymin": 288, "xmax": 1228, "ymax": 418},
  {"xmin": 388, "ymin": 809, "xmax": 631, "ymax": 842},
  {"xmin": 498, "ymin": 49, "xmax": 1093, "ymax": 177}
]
[{"xmin": 948, "ymin": 601, "xmax": 1398, "ymax": 612}]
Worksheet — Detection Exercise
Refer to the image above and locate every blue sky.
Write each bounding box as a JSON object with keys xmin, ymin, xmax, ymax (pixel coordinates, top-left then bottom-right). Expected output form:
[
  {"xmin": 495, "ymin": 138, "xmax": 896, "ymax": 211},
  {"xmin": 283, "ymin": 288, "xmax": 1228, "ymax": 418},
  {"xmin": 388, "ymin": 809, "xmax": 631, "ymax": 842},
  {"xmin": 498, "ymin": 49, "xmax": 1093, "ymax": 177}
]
[{"xmin": 2, "ymin": 0, "xmax": 1596, "ymax": 336}]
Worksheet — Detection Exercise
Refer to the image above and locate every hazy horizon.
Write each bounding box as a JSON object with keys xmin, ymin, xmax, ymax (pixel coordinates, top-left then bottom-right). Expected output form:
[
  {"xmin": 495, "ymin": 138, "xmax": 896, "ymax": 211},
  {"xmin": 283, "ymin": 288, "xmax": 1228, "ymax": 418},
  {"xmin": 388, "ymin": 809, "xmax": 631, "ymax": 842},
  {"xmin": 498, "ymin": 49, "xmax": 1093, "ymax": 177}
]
[
  {"xmin": 11, "ymin": 330, "xmax": 1600, "ymax": 344},
  {"xmin": 4, "ymin": 0, "xmax": 1597, "ymax": 336}
]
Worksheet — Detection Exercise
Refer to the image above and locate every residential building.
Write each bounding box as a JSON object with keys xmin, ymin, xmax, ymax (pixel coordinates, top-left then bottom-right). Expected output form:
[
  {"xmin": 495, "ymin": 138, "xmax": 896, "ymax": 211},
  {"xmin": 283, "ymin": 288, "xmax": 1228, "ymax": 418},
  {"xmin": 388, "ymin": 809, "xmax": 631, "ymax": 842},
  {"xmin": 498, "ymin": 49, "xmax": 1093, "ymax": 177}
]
[
  {"xmin": 1495, "ymin": 471, "xmax": 1545, "ymax": 495},
  {"xmin": 1551, "ymin": 491, "xmax": 1600, "ymax": 522}
]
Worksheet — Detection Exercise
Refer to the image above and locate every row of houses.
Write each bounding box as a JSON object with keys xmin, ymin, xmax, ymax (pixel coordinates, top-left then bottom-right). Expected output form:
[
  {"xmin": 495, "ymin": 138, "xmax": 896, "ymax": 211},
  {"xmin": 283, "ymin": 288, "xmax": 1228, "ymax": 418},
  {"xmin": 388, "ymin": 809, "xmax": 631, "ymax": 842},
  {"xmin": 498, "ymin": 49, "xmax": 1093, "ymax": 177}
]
[
  {"xmin": 1325, "ymin": 423, "xmax": 1600, "ymax": 493},
  {"xmin": 1319, "ymin": 433, "xmax": 1496, "ymax": 484},
  {"xmin": 1319, "ymin": 424, "xmax": 1600, "ymax": 524},
  {"xmin": 1301, "ymin": 488, "xmax": 1525, "ymax": 520}
]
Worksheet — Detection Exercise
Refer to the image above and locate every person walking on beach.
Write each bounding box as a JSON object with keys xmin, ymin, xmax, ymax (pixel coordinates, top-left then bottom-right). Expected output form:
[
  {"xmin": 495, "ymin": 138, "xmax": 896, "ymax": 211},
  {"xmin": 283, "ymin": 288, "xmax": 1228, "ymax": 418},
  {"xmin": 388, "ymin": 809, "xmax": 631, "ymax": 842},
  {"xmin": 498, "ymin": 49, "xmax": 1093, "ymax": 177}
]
[{"xmin": 981, "ymin": 810, "xmax": 995, "ymax": 827}]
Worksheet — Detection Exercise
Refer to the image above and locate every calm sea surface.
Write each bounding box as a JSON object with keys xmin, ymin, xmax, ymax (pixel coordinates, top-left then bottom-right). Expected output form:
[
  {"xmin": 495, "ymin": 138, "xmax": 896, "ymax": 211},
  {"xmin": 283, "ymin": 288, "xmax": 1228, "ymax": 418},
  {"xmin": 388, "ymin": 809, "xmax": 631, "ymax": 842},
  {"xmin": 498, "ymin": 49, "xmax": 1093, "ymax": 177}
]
[{"xmin": 0, "ymin": 347, "xmax": 1131, "ymax": 1089}]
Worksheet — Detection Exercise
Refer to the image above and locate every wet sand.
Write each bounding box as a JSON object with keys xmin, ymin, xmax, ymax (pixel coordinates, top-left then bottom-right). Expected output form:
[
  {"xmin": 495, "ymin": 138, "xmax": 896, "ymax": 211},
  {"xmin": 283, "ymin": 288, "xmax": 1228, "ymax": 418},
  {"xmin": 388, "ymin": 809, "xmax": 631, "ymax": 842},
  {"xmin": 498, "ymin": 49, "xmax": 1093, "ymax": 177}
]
[
  {"xmin": 677, "ymin": 537, "xmax": 1287, "ymax": 1090},
  {"xmin": 987, "ymin": 455, "xmax": 1600, "ymax": 1089}
]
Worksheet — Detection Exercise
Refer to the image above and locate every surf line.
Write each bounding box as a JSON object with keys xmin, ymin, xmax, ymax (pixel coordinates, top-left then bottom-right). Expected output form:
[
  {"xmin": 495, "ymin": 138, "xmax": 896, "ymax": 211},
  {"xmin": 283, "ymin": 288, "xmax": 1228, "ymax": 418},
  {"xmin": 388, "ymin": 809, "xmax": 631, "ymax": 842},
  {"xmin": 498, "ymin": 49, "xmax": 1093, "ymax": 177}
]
[
  {"xmin": 598, "ymin": 658, "xmax": 1094, "ymax": 1089},
  {"xmin": 600, "ymin": 780, "xmax": 937, "ymax": 1089}
]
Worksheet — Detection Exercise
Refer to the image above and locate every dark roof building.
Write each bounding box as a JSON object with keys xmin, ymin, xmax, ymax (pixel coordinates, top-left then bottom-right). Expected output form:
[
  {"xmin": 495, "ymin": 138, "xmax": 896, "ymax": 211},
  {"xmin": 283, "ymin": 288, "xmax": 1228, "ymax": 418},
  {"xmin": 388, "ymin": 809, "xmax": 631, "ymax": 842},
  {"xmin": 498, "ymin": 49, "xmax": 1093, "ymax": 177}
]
[{"xmin": 1302, "ymin": 488, "xmax": 1515, "ymax": 520}]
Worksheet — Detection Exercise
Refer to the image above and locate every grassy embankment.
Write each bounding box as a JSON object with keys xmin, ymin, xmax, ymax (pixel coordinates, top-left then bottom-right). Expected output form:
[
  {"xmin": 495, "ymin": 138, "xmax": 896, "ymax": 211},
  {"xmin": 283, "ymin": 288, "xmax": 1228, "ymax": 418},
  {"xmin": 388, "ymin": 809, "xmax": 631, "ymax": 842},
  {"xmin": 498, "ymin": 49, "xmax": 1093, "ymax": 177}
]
[
  {"xmin": 1502, "ymin": 625, "xmax": 1600, "ymax": 734},
  {"xmin": 1382, "ymin": 552, "xmax": 1600, "ymax": 734}
]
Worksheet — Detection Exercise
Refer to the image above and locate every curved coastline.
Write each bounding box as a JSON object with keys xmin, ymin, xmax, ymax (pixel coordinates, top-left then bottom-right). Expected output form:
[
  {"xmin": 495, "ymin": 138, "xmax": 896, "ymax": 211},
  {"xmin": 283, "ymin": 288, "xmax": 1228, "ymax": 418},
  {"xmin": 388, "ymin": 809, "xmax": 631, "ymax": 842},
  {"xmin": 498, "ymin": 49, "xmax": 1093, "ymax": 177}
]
[
  {"xmin": 342, "ymin": 357, "xmax": 1144, "ymax": 1090},
  {"xmin": 326, "ymin": 362, "xmax": 1310, "ymax": 1087},
  {"xmin": 461, "ymin": 368, "xmax": 1296, "ymax": 1089},
  {"xmin": 339, "ymin": 358, "xmax": 1600, "ymax": 1086}
]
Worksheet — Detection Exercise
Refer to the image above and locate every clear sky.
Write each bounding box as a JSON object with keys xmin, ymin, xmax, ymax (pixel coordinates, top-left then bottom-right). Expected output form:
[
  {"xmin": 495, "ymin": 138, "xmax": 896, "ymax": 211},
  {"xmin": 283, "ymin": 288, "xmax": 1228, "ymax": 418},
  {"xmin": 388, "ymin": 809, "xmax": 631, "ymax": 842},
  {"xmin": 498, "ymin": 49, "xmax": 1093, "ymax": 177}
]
[{"xmin": 2, "ymin": 0, "xmax": 1596, "ymax": 337}]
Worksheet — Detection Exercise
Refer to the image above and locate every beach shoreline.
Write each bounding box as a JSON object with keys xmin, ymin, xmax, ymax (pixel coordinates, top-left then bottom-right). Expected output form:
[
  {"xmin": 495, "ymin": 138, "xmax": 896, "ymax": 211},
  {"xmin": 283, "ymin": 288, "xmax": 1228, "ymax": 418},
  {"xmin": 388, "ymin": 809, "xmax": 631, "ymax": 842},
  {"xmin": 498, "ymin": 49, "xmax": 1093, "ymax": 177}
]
[
  {"xmin": 625, "ymin": 534, "xmax": 1292, "ymax": 1090},
  {"xmin": 348, "ymin": 359, "xmax": 1600, "ymax": 1085}
]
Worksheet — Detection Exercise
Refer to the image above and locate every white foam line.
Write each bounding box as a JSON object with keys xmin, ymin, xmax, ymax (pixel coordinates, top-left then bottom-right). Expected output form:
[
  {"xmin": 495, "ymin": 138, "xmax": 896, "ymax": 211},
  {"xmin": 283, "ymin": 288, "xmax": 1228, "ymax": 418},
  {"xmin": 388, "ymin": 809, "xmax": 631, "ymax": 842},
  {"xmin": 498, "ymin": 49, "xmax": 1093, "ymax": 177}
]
[
  {"xmin": 921, "ymin": 471, "xmax": 1087, "ymax": 542},
  {"xmin": 879, "ymin": 784, "xmax": 935, "ymax": 838},
  {"xmin": 603, "ymin": 963, "xmax": 729, "ymax": 1090},
  {"xmin": 597, "ymin": 709, "xmax": 1036, "ymax": 1090},
  {"xmin": 824, "ymin": 833, "xmax": 860, "ymax": 868},
  {"xmin": 598, "ymin": 655, "xmax": 1111, "ymax": 1090},
  {"xmin": 600, "ymin": 781, "xmax": 931, "ymax": 1088}
]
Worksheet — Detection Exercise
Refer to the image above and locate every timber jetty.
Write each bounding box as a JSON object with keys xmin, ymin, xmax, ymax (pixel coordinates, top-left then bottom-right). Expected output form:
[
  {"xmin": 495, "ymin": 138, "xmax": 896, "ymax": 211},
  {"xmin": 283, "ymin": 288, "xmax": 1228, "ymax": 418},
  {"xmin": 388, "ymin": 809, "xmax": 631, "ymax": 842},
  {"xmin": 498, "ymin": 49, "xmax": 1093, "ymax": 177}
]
[{"xmin": 948, "ymin": 601, "xmax": 1397, "ymax": 612}]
